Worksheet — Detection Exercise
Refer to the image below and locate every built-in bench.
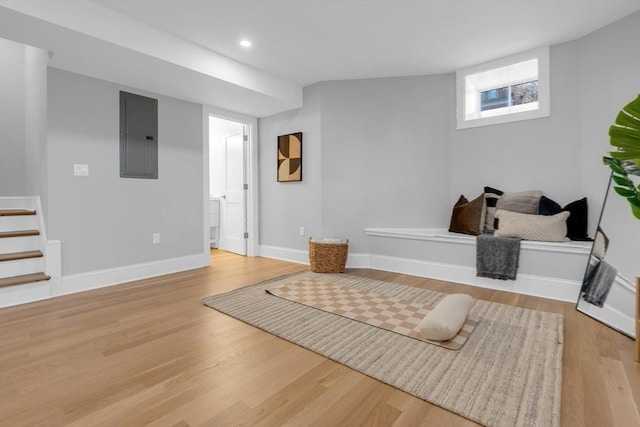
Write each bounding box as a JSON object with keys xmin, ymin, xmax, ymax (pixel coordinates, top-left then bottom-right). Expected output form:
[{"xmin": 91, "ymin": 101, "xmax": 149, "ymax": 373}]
[{"xmin": 363, "ymin": 228, "xmax": 593, "ymax": 302}]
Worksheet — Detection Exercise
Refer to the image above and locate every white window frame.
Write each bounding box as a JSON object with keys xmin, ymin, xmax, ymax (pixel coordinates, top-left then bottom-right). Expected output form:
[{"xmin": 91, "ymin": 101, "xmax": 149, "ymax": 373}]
[{"xmin": 456, "ymin": 46, "xmax": 550, "ymax": 129}]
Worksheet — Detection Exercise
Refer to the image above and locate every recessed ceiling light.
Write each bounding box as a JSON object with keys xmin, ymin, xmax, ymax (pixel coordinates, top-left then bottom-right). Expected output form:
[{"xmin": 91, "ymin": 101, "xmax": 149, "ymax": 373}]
[{"xmin": 240, "ymin": 40, "xmax": 252, "ymax": 48}]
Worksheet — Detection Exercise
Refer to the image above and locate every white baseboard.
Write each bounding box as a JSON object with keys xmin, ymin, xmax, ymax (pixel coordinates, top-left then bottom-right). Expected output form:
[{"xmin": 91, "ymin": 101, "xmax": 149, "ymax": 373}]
[
  {"xmin": 0, "ymin": 253, "xmax": 208, "ymax": 308},
  {"xmin": 258, "ymin": 245, "xmax": 370, "ymax": 269},
  {"xmin": 258, "ymin": 245, "xmax": 581, "ymax": 302},
  {"xmin": 345, "ymin": 253, "xmax": 370, "ymax": 269},
  {"xmin": 45, "ymin": 240, "xmax": 62, "ymax": 297},
  {"xmin": 60, "ymin": 253, "xmax": 209, "ymax": 296},
  {"xmin": 577, "ymin": 298, "xmax": 635, "ymax": 338},
  {"xmin": 576, "ymin": 273, "xmax": 636, "ymax": 337},
  {"xmin": 259, "ymin": 245, "xmax": 308, "ymax": 264}
]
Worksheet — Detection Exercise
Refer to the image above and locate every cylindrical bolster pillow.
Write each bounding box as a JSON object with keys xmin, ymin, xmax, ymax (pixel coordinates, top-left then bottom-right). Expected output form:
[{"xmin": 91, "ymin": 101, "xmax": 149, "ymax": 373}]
[{"xmin": 418, "ymin": 294, "xmax": 474, "ymax": 341}]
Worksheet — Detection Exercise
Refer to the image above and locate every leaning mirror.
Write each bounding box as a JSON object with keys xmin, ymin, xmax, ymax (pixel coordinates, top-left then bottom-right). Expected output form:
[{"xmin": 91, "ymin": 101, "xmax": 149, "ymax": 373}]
[{"xmin": 576, "ymin": 175, "xmax": 639, "ymax": 337}]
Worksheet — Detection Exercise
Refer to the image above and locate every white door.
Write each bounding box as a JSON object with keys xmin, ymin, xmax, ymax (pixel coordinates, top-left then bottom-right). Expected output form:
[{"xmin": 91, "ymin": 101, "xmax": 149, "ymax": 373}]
[{"xmin": 219, "ymin": 130, "xmax": 247, "ymax": 255}]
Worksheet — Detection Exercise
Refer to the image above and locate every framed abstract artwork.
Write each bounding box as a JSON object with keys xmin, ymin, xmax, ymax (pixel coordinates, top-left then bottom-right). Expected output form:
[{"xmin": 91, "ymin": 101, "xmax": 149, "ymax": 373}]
[{"xmin": 277, "ymin": 132, "xmax": 302, "ymax": 182}]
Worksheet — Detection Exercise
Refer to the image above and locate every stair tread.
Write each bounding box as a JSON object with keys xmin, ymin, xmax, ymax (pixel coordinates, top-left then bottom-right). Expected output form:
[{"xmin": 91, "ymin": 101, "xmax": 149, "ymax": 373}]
[
  {"xmin": 0, "ymin": 272, "xmax": 50, "ymax": 288},
  {"xmin": 0, "ymin": 209, "xmax": 37, "ymax": 216},
  {"xmin": 0, "ymin": 230, "xmax": 40, "ymax": 238},
  {"xmin": 0, "ymin": 250, "xmax": 44, "ymax": 262}
]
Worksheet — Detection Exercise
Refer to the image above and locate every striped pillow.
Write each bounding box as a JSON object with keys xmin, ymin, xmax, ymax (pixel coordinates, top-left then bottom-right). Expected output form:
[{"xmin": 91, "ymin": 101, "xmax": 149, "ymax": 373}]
[
  {"xmin": 484, "ymin": 186, "xmax": 504, "ymax": 232},
  {"xmin": 494, "ymin": 209, "xmax": 570, "ymax": 242}
]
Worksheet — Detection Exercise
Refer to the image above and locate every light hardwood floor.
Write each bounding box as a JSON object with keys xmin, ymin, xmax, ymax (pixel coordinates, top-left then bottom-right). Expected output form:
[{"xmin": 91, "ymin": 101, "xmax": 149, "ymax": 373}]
[{"xmin": 1, "ymin": 250, "xmax": 638, "ymax": 426}]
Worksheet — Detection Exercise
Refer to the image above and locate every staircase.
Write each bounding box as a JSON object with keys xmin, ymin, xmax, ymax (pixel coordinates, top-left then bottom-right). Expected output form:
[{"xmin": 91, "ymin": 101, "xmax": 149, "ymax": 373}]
[{"xmin": 0, "ymin": 198, "xmax": 61, "ymax": 308}]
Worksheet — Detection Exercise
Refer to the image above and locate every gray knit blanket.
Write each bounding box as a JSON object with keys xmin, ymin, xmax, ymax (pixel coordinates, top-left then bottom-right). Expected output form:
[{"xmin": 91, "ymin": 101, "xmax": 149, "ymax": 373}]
[
  {"xmin": 582, "ymin": 259, "xmax": 617, "ymax": 307},
  {"xmin": 476, "ymin": 233, "xmax": 521, "ymax": 280}
]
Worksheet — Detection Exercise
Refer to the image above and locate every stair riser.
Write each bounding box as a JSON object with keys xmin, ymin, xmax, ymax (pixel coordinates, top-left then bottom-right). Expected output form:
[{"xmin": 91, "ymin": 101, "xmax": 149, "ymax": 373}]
[
  {"xmin": 0, "ymin": 216, "xmax": 39, "ymax": 232},
  {"xmin": 0, "ymin": 281, "xmax": 51, "ymax": 308},
  {"xmin": 0, "ymin": 236, "xmax": 41, "ymax": 253},
  {"xmin": 0, "ymin": 198, "xmax": 37, "ymax": 210},
  {"xmin": 0, "ymin": 258, "xmax": 45, "ymax": 278}
]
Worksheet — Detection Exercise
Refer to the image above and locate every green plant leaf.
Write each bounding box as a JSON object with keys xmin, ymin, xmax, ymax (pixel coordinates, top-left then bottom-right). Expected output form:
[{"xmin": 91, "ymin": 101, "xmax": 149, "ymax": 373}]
[
  {"xmin": 609, "ymin": 134, "xmax": 640, "ymax": 149},
  {"xmin": 604, "ymin": 159, "xmax": 627, "ymax": 175},
  {"xmin": 632, "ymin": 204, "xmax": 640, "ymax": 220},
  {"xmin": 610, "ymin": 150, "xmax": 640, "ymax": 160},
  {"xmin": 614, "ymin": 186, "xmax": 636, "ymax": 198},
  {"xmin": 614, "ymin": 98, "xmax": 640, "ymax": 127},
  {"xmin": 619, "ymin": 95, "xmax": 640, "ymax": 119},
  {"xmin": 612, "ymin": 175, "xmax": 633, "ymax": 187},
  {"xmin": 609, "ymin": 125, "xmax": 640, "ymax": 141},
  {"xmin": 620, "ymin": 159, "xmax": 640, "ymax": 176},
  {"xmin": 614, "ymin": 112, "xmax": 640, "ymax": 130}
]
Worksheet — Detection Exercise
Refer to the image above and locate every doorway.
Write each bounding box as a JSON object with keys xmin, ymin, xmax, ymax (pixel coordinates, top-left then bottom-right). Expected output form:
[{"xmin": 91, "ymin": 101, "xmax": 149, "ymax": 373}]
[{"xmin": 209, "ymin": 116, "xmax": 248, "ymax": 255}]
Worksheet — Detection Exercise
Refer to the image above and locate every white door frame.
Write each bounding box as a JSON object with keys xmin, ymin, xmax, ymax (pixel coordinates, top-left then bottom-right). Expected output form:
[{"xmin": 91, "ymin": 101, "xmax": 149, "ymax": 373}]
[{"xmin": 202, "ymin": 105, "xmax": 259, "ymax": 261}]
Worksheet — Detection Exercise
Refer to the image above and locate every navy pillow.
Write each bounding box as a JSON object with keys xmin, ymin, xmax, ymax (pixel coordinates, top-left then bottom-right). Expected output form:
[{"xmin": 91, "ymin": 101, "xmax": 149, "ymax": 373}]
[{"xmin": 539, "ymin": 196, "xmax": 589, "ymax": 240}]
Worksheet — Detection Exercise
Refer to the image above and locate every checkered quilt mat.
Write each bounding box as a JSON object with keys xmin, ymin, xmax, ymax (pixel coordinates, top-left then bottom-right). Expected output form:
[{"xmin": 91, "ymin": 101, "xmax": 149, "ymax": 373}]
[{"xmin": 266, "ymin": 277, "xmax": 479, "ymax": 350}]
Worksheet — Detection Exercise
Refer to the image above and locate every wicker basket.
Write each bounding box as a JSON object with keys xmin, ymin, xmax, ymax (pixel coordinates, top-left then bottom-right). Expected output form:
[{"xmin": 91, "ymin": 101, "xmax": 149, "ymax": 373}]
[{"xmin": 308, "ymin": 238, "xmax": 349, "ymax": 273}]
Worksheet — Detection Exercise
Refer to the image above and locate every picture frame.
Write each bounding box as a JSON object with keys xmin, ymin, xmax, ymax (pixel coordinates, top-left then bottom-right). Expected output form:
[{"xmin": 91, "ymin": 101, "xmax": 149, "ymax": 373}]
[{"xmin": 277, "ymin": 132, "xmax": 302, "ymax": 182}]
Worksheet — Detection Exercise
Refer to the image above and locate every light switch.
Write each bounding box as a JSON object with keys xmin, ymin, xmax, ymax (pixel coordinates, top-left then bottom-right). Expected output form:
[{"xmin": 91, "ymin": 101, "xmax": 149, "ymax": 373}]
[{"xmin": 74, "ymin": 164, "xmax": 89, "ymax": 176}]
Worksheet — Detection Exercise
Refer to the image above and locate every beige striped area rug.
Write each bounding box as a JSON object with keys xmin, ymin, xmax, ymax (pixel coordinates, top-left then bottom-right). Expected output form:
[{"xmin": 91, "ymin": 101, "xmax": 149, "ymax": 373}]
[
  {"xmin": 202, "ymin": 271, "xmax": 563, "ymax": 427},
  {"xmin": 266, "ymin": 277, "xmax": 479, "ymax": 350}
]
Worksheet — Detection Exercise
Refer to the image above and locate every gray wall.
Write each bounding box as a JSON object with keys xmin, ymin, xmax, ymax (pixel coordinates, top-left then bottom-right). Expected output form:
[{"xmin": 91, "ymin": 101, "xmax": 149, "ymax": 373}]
[
  {"xmin": 451, "ymin": 42, "xmax": 582, "ymax": 208},
  {"xmin": 24, "ymin": 44, "xmax": 49, "ymax": 205},
  {"xmin": 452, "ymin": 11, "xmax": 640, "ymax": 239},
  {"xmin": 259, "ymin": 84, "xmax": 323, "ymax": 249},
  {"xmin": 578, "ymin": 12, "xmax": 640, "ymax": 206},
  {"xmin": 0, "ymin": 38, "xmax": 48, "ymax": 203},
  {"xmin": 48, "ymin": 69, "xmax": 203, "ymax": 275},
  {"xmin": 577, "ymin": 11, "xmax": 640, "ymax": 279},
  {"xmin": 259, "ymin": 75, "xmax": 453, "ymax": 253},
  {"xmin": 320, "ymin": 75, "xmax": 453, "ymax": 250},
  {"xmin": 0, "ymin": 38, "xmax": 27, "ymax": 196},
  {"xmin": 258, "ymin": 12, "xmax": 639, "ymax": 264}
]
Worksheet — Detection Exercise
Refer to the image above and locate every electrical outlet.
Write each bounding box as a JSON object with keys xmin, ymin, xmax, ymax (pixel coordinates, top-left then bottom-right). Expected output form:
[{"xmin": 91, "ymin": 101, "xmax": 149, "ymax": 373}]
[
  {"xmin": 299, "ymin": 226, "xmax": 305, "ymax": 236},
  {"xmin": 74, "ymin": 163, "xmax": 89, "ymax": 176},
  {"xmin": 152, "ymin": 233, "xmax": 160, "ymax": 244}
]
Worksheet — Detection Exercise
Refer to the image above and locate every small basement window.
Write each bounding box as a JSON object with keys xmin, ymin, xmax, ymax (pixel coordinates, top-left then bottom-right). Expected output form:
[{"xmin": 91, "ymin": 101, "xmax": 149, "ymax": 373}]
[
  {"xmin": 120, "ymin": 91, "xmax": 158, "ymax": 179},
  {"xmin": 456, "ymin": 46, "xmax": 549, "ymax": 129}
]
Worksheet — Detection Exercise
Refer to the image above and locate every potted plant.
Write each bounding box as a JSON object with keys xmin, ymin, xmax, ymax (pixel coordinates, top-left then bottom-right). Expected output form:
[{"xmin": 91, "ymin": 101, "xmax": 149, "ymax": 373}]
[
  {"xmin": 605, "ymin": 94, "xmax": 640, "ymax": 362},
  {"xmin": 603, "ymin": 94, "xmax": 640, "ymax": 220}
]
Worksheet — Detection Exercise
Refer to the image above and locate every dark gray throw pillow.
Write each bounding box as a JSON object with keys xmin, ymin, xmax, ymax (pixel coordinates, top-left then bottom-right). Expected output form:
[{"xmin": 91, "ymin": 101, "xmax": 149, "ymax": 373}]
[{"xmin": 539, "ymin": 196, "xmax": 589, "ymax": 240}]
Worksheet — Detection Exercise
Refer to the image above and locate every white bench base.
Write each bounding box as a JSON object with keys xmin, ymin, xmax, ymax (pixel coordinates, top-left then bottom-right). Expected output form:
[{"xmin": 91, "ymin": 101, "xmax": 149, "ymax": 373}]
[{"xmin": 363, "ymin": 228, "xmax": 593, "ymax": 302}]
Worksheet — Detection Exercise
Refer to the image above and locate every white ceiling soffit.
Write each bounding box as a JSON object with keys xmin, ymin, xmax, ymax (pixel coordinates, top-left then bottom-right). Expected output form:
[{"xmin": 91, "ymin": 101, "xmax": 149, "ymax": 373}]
[
  {"xmin": 94, "ymin": 0, "xmax": 640, "ymax": 86},
  {"xmin": 0, "ymin": 1, "xmax": 302, "ymax": 117}
]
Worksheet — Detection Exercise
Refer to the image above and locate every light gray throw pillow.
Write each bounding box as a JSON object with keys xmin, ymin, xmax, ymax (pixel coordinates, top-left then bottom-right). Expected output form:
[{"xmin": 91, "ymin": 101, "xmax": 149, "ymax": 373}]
[{"xmin": 496, "ymin": 190, "xmax": 543, "ymax": 215}]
